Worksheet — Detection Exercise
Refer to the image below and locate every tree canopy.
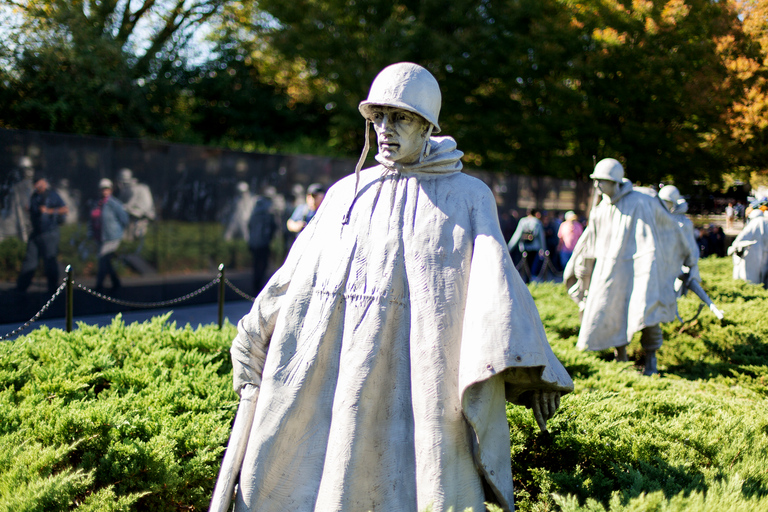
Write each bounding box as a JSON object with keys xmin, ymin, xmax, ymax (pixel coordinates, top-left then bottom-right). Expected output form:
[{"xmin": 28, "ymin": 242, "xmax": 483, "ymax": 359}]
[{"xmin": 2, "ymin": 0, "xmax": 768, "ymax": 189}]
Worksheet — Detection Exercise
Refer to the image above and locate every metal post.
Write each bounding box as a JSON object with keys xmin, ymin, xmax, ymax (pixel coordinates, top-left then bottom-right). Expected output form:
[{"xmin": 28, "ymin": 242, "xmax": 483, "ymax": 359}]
[
  {"xmin": 218, "ymin": 263, "xmax": 225, "ymax": 329},
  {"xmin": 65, "ymin": 265, "xmax": 74, "ymax": 332}
]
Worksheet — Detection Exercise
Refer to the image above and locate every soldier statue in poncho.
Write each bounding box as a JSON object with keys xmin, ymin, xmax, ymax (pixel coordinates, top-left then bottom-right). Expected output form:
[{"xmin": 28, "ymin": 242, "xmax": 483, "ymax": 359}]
[{"xmin": 211, "ymin": 62, "xmax": 574, "ymax": 512}]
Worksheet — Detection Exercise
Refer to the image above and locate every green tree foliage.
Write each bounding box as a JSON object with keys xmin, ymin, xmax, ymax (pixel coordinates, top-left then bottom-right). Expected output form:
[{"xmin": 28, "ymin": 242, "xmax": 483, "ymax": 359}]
[
  {"xmin": 240, "ymin": 0, "xmax": 751, "ymax": 186},
  {"xmin": 0, "ymin": 0, "xmax": 229, "ymax": 139},
  {"xmin": 177, "ymin": 40, "xmax": 332, "ymax": 151}
]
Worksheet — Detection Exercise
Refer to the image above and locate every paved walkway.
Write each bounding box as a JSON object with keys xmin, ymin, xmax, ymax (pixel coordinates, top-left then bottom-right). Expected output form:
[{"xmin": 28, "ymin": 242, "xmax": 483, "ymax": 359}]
[{"xmin": 0, "ymin": 300, "xmax": 254, "ymax": 339}]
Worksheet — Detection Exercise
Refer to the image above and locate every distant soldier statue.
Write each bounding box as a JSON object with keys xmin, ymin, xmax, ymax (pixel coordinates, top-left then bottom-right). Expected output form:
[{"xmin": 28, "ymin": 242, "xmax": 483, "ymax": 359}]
[
  {"xmin": 564, "ymin": 159, "xmax": 698, "ymax": 375},
  {"xmin": 116, "ymin": 168, "xmax": 156, "ymax": 242},
  {"xmin": 211, "ymin": 62, "xmax": 573, "ymax": 512},
  {"xmin": 729, "ymin": 209, "xmax": 768, "ymax": 288}
]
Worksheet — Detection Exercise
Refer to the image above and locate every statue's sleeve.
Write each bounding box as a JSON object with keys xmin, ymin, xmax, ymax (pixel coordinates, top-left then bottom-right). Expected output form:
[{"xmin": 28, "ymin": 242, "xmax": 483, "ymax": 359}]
[
  {"xmin": 230, "ymin": 270, "xmax": 290, "ymax": 395},
  {"xmin": 230, "ymin": 185, "xmax": 334, "ymax": 394}
]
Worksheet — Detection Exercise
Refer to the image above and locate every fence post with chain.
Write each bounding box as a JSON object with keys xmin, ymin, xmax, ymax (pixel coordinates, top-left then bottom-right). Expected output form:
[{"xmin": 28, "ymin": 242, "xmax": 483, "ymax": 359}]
[
  {"xmin": 66, "ymin": 265, "xmax": 74, "ymax": 333},
  {"xmin": 218, "ymin": 263, "xmax": 225, "ymax": 329}
]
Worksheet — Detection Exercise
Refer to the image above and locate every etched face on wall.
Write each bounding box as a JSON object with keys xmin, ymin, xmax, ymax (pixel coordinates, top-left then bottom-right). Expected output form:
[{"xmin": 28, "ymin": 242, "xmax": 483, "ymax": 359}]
[{"xmin": 369, "ymin": 106, "xmax": 428, "ymax": 164}]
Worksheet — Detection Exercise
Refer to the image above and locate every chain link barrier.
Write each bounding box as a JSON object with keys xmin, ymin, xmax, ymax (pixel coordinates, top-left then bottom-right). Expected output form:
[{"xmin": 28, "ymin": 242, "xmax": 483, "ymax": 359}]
[
  {"xmin": 1, "ymin": 281, "xmax": 67, "ymax": 341},
  {"xmin": 1, "ymin": 265, "xmax": 262, "ymax": 341},
  {"xmin": 224, "ymin": 278, "xmax": 256, "ymax": 302},
  {"xmin": 75, "ymin": 278, "xmax": 220, "ymax": 308},
  {"xmin": 515, "ymin": 251, "xmax": 563, "ymax": 283}
]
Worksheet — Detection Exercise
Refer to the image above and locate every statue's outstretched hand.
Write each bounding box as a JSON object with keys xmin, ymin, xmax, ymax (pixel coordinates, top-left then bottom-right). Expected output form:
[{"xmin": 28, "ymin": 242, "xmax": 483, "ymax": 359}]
[{"xmin": 531, "ymin": 390, "xmax": 561, "ymax": 433}]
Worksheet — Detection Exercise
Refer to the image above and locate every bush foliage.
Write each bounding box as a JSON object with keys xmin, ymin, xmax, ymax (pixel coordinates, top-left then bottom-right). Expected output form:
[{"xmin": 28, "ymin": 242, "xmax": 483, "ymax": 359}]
[{"xmin": 1, "ymin": 257, "xmax": 767, "ymax": 510}]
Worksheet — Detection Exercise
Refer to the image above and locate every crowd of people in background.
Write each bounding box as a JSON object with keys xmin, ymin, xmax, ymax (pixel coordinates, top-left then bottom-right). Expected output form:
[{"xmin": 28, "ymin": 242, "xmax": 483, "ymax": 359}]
[{"xmin": 3, "ymin": 154, "xmax": 767, "ymax": 296}]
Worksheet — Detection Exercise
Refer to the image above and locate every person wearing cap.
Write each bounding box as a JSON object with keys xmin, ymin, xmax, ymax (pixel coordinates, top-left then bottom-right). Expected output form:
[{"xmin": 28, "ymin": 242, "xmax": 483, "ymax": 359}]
[
  {"xmin": 116, "ymin": 168, "xmax": 156, "ymax": 242},
  {"xmin": 15, "ymin": 174, "xmax": 69, "ymax": 294},
  {"xmin": 218, "ymin": 63, "xmax": 572, "ymax": 512},
  {"xmin": 89, "ymin": 178, "xmax": 129, "ymax": 291},
  {"xmin": 506, "ymin": 208, "xmax": 546, "ymax": 282},
  {"xmin": 286, "ymin": 182, "xmax": 325, "ymax": 233},
  {"xmin": 557, "ymin": 210, "xmax": 584, "ymax": 269},
  {"xmin": 563, "ymin": 159, "xmax": 697, "ymax": 375},
  {"xmin": 728, "ymin": 208, "xmax": 768, "ymax": 287}
]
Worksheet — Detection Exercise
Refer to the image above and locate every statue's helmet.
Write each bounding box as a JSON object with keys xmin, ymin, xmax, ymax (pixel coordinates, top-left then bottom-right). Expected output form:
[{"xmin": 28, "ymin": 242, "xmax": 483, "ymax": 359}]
[
  {"xmin": 589, "ymin": 158, "xmax": 624, "ymax": 183},
  {"xmin": 359, "ymin": 62, "xmax": 441, "ymax": 133},
  {"xmin": 658, "ymin": 185, "xmax": 681, "ymax": 204}
]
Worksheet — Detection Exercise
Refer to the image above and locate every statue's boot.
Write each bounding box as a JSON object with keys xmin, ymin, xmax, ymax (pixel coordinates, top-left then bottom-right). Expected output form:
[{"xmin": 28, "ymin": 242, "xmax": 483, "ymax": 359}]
[
  {"xmin": 643, "ymin": 351, "xmax": 658, "ymax": 376},
  {"xmin": 614, "ymin": 345, "xmax": 628, "ymax": 362},
  {"xmin": 640, "ymin": 324, "xmax": 663, "ymax": 376}
]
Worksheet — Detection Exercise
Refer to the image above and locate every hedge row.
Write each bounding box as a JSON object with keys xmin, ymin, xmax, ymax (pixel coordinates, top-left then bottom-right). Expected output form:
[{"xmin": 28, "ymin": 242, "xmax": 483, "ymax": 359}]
[{"xmin": 1, "ymin": 257, "xmax": 767, "ymax": 511}]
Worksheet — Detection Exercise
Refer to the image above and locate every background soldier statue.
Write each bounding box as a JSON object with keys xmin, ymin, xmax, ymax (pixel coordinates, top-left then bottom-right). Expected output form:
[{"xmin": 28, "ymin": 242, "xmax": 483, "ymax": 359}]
[
  {"xmin": 564, "ymin": 159, "xmax": 698, "ymax": 375},
  {"xmin": 729, "ymin": 209, "xmax": 768, "ymax": 287},
  {"xmin": 116, "ymin": 168, "xmax": 156, "ymax": 242}
]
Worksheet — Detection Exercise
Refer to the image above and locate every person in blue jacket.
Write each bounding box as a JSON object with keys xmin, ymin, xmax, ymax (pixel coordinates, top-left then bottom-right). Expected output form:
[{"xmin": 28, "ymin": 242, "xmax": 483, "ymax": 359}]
[
  {"xmin": 507, "ymin": 207, "xmax": 546, "ymax": 282},
  {"xmin": 90, "ymin": 178, "xmax": 129, "ymax": 291}
]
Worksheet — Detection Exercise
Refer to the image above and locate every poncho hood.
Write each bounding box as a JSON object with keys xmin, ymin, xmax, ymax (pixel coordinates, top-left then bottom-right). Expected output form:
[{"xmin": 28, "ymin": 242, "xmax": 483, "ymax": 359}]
[{"xmin": 375, "ymin": 135, "xmax": 464, "ymax": 174}]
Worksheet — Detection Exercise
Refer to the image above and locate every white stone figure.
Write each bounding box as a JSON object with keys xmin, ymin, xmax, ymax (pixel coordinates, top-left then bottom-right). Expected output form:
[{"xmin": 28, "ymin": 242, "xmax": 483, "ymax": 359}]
[
  {"xmin": 55, "ymin": 178, "xmax": 80, "ymax": 225},
  {"xmin": 224, "ymin": 181, "xmax": 256, "ymax": 242},
  {"xmin": 213, "ymin": 62, "xmax": 573, "ymax": 512},
  {"xmin": 116, "ymin": 168, "xmax": 156, "ymax": 241},
  {"xmin": 563, "ymin": 159, "xmax": 698, "ymax": 375},
  {"xmin": 0, "ymin": 156, "xmax": 34, "ymax": 241},
  {"xmin": 658, "ymin": 185, "xmax": 701, "ymax": 288},
  {"xmin": 729, "ymin": 209, "xmax": 768, "ymax": 287}
]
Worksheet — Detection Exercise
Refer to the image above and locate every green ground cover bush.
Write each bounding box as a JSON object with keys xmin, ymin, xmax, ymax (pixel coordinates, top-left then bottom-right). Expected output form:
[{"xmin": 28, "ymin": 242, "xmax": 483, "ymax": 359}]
[{"xmin": 1, "ymin": 257, "xmax": 766, "ymax": 511}]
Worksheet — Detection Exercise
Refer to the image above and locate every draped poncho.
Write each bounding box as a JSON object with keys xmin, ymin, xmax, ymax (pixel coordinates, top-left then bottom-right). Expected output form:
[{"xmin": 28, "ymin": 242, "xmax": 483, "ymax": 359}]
[
  {"xmin": 230, "ymin": 136, "xmax": 573, "ymax": 512},
  {"xmin": 730, "ymin": 216, "xmax": 768, "ymax": 286},
  {"xmin": 564, "ymin": 180, "xmax": 697, "ymax": 351}
]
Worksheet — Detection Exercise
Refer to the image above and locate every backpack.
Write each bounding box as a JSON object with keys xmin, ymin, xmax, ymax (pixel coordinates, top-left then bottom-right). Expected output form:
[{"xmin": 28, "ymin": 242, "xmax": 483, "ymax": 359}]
[{"xmin": 521, "ymin": 226, "xmax": 536, "ymax": 243}]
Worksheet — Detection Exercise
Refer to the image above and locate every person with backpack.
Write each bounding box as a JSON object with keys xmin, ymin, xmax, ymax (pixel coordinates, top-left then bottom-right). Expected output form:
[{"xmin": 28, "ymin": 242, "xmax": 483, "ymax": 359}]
[{"xmin": 507, "ymin": 208, "xmax": 546, "ymax": 282}]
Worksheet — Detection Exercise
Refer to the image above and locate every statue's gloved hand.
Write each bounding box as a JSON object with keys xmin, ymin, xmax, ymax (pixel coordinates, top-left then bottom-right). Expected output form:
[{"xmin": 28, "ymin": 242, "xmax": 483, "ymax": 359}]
[
  {"xmin": 237, "ymin": 382, "xmax": 260, "ymax": 400},
  {"xmin": 531, "ymin": 390, "xmax": 561, "ymax": 433}
]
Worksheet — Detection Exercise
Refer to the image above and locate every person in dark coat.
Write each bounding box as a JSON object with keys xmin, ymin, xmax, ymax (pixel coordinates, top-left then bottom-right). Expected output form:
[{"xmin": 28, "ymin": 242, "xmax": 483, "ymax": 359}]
[
  {"xmin": 248, "ymin": 195, "xmax": 277, "ymax": 294},
  {"xmin": 16, "ymin": 175, "xmax": 69, "ymax": 294}
]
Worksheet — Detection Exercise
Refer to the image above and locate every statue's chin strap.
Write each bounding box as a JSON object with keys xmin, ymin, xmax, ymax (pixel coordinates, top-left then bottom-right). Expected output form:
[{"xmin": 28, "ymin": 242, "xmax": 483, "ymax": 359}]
[
  {"xmin": 342, "ymin": 119, "xmax": 371, "ymax": 225},
  {"xmin": 342, "ymin": 121, "xmax": 432, "ymax": 225},
  {"xmin": 420, "ymin": 125, "xmax": 433, "ymax": 163}
]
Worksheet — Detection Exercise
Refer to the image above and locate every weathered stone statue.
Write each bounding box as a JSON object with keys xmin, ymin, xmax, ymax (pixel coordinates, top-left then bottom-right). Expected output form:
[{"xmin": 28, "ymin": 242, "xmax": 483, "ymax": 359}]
[
  {"xmin": 658, "ymin": 185, "xmax": 701, "ymax": 288},
  {"xmin": 211, "ymin": 62, "xmax": 573, "ymax": 512},
  {"xmin": 729, "ymin": 209, "xmax": 768, "ymax": 287},
  {"xmin": 564, "ymin": 159, "xmax": 697, "ymax": 375}
]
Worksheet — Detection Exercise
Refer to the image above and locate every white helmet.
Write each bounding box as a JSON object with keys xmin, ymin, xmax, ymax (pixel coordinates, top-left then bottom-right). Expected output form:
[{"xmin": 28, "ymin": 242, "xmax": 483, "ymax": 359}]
[
  {"xmin": 589, "ymin": 158, "xmax": 624, "ymax": 183},
  {"xmin": 658, "ymin": 185, "xmax": 681, "ymax": 204},
  {"xmin": 359, "ymin": 62, "xmax": 441, "ymax": 132}
]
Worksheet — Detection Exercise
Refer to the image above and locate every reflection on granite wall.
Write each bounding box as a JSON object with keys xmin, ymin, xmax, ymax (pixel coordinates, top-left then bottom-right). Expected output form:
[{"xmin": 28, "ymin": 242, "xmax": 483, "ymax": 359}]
[{"xmin": 0, "ymin": 127, "xmax": 591, "ymax": 291}]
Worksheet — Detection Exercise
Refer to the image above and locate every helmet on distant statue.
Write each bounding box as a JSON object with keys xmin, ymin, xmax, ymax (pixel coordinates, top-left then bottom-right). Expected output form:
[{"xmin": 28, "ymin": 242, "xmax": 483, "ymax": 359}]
[
  {"xmin": 589, "ymin": 158, "xmax": 624, "ymax": 183},
  {"xmin": 359, "ymin": 62, "xmax": 442, "ymax": 133},
  {"xmin": 658, "ymin": 185, "xmax": 681, "ymax": 204}
]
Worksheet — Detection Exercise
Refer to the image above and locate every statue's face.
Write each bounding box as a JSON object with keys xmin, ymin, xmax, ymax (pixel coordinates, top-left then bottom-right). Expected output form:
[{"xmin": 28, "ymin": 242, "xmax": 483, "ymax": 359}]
[
  {"xmin": 596, "ymin": 179, "xmax": 618, "ymax": 199},
  {"xmin": 369, "ymin": 106, "xmax": 428, "ymax": 164}
]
